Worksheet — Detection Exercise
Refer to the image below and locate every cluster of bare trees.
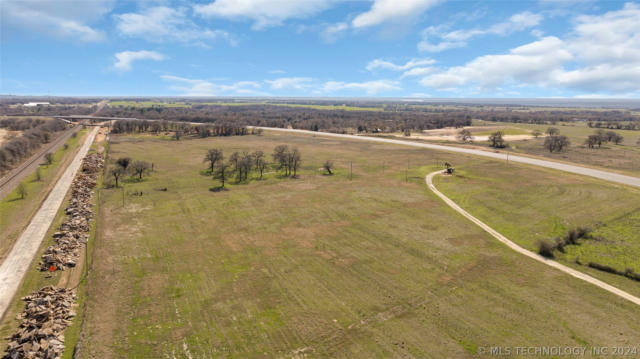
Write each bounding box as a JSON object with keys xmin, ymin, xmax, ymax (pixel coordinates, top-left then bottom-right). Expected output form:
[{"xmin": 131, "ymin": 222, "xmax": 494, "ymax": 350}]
[
  {"xmin": 585, "ymin": 129, "xmax": 624, "ymax": 148},
  {"xmin": 205, "ymin": 145, "xmax": 302, "ymax": 189},
  {"xmin": 0, "ymin": 119, "xmax": 68, "ymax": 173},
  {"xmin": 109, "ymin": 157, "xmax": 152, "ymax": 187},
  {"xmin": 588, "ymin": 121, "xmax": 639, "ymax": 131},
  {"xmin": 542, "ymin": 127, "xmax": 570, "ymax": 153},
  {"xmin": 111, "ymin": 119, "xmax": 257, "ymax": 138}
]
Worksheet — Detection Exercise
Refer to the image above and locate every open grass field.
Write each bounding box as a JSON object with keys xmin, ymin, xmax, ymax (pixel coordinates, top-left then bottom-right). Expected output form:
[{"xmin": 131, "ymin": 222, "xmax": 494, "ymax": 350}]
[
  {"xmin": 435, "ymin": 160, "xmax": 640, "ymax": 297},
  {"xmin": 0, "ymin": 129, "xmax": 88, "ymax": 261},
  {"xmin": 71, "ymin": 131, "xmax": 640, "ymax": 358}
]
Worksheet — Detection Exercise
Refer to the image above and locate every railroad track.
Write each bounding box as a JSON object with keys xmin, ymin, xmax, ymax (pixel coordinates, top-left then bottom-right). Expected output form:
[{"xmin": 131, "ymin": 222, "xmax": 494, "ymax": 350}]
[{"xmin": 0, "ymin": 125, "xmax": 80, "ymax": 198}]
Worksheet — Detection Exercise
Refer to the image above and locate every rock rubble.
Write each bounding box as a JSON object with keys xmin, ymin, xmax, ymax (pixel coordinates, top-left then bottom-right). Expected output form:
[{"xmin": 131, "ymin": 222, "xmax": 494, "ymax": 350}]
[
  {"xmin": 2, "ymin": 286, "xmax": 76, "ymax": 359},
  {"xmin": 39, "ymin": 153, "xmax": 103, "ymax": 271}
]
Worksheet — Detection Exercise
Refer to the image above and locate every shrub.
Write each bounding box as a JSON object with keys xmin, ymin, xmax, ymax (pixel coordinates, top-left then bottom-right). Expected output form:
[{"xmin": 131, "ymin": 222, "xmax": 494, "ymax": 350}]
[{"xmin": 537, "ymin": 240, "xmax": 556, "ymax": 258}]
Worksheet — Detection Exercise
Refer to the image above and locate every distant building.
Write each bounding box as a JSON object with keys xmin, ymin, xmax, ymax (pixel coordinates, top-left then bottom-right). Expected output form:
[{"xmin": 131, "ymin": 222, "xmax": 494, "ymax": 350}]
[{"xmin": 24, "ymin": 102, "xmax": 50, "ymax": 107}]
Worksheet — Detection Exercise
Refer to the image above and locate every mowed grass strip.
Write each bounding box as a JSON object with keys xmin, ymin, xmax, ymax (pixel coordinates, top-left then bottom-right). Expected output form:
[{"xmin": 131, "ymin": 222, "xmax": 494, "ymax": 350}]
[{"xmin": 79, "ymin": 132, "xmax": 640, "ymax": 358}]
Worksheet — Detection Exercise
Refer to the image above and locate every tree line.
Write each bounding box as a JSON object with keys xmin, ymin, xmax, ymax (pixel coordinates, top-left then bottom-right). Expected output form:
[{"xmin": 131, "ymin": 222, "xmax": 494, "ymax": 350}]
[
  {"xmin": 0, "ymin": 119, "xmax": 68, "ymax": 173},
  {"xmin": 98, "ymin": 104, "xmax": 471, "ymax": 133},
  {"xmin": 110, "ymin": 119, "xmax": 259, "ymax": 138}
]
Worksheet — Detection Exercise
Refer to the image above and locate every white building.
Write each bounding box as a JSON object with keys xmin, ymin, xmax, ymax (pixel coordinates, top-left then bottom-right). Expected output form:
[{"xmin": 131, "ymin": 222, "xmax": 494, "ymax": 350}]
[{"xmin": 24, "ymin": 102, "xmax": 50, "ymax": 107}]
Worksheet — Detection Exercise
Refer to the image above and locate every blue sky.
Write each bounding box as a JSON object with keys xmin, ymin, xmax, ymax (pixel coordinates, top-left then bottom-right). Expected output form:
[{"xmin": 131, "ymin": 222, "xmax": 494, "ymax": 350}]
[{"xmin": 1, "ymin": 0, "xmax": 639, "ymax": 98}]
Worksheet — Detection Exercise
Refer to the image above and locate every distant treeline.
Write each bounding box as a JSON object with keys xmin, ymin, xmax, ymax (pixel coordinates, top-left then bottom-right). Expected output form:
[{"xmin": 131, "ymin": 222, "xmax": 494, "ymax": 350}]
[
  {"xmin": 99, "ymin": 104, "xmax": 471, "ymax": 132},
  {"xmin": 110, "ymin": 119, "xmax": 256, "ymax": 137},
  {"xmin": 0, "ymin": 105, "xmax": 96, "ymax": 116},
  {"xmin": 0, "ymin": 118, "xmax": 68, "ymax": 173},
  {"xmin": 479, "ymin": 110, "xmax": 640, "ymax": 128}
]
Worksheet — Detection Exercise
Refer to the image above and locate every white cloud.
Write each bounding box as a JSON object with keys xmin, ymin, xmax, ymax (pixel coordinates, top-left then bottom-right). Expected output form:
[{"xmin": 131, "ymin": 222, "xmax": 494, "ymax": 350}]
[
  {"xmin": 421, "ymin": 36, "xmax": 571, "ymax": 89},
  {"xmin": 113, "ymin": 51, "xmax": 165, "ymax": 71},
  {"xmin": 194, "ymin": 0, "xmax": 331, "ymax": 29},
  {"xmin": 269, "ymin": 70, "xmax": 286, "ymax": 74},
  {"xmin": 400, "ymin": 67, "xmax": 434, "ymax": 78},
  {"xmin": 419, "ymin": 11, "xmax": 543, "ymax": 52},
  {"xmin": 161, "ymin": 75, "xmax": 262, "ymax": 96},
  {"xmin": 115, "ymin": 6, "xmax": 234, "ymax": 45},
  {"xmin": 366, "ymin": 58, "xmax": 435, "ymax": 71},
  {"xmin": 320, "ymin": 22, "xmax": 348, "ymax": 43},
  {"xmin": 1, "ymin": 0, "xmax": 112, "ymax": 42},
  {"xmin": 321, "ymin": 80, "xmax": 401, "ymax": 94},
  {"xmin": 265, "ymin": 77, "xmax": 314, "ymax": 90},
  {"xmin": 352, "ymin": 0, "xmax": 441, "ymax": 28},
  {"xmin": 420, "ymin": 3, "xmax": 640, "ymax": 94}
]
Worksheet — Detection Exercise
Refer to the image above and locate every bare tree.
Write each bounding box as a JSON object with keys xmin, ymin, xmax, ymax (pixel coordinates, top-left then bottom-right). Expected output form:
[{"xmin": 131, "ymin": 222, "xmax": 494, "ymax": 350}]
[
  {"xmin": 110, "ymin": 166, "xmax": 125, "ymax": 187},
  {"xmin": 116, "ymin": 157, "xmax": 131, "ymax": 171},
  {"xmin": 236, "ymin": 152, "xmax": 253, "ymax": 182},
  {"xmin": 457, "ymin": 129, "xmax": 472, "ymax": 142},
  {"xmin": 272, "ymin": 145, "xmax": 288, "ymax": 174},
  {"xmin": 252, "ymin": 151, "xmax": 267, "ymax": 179},
  {"xmin": 215, "ymin": 162, "xmax": 231, "ymax": 188},
  {"xmin": 204, "ymin": 149, "xmax": 224, "ymax": 173},
  {"xmin": 546, "ymin": 127, "xmax": 559, "ymax": 136},
  {"xmin": 290, "ymin": 148, "xmax": 302, "ymax": 177},
  {"xmin": 229, "ymin": 151, "xmax": 240, "ymax": 172},
  {"xmin": 17, "ymin": 183, "xmax": 27, "ymax": 199},
  {"xmin": 44, "ymin": 152, "xmax": 54, "ymax": 165},
  {"xmin": 488, "ymin": 131, "xmax": 506, "ymax": 148},
  {"xmin": 131, "ymin": 160, "xmax": 151, "ymax": 180},
  {"xmin": 612, "ymin": 133, "xmax": 624, "ymax": 145},
  {"xmin": 532, "ymin": 130, "xmax": 542, "ymax": 138},
  {"xmin": 323, "ymin": 160, "xmax": 334, "ymax": 175},
  {"xmin": 403, "ymin": 128, "xmax": 411, "ymax": 136},
  {"xmin": 174, "ymin": 130, "xmax": 182, "ymax": 141},
  {"xmin": 585, "ymin": 135, "xmax": 599, "ymax": 149},
  {"xmin": 35, "ymin": 167, "xmax": 42, "ymax": 181},
  {"xmin": 545, "ymin": 135, "xmax": 570, "ymax": 152}
]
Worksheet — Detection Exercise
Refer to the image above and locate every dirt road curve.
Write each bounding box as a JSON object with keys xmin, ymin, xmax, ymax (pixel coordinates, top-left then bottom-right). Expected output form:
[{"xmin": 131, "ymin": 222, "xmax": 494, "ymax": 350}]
[
  {"xmin": 0, "ymin": 127, "xmax": 99, "ymax": 320},
  {"xmin": 255, "ymin": 127, "xmax": 640, "ymax": 188},
  {"xmin": 426, "ymin": 171, "xmax": 640, "ymax": 306},
  {"xmin": 0, "ymin": 126, "xmax": 81, "ymax": 201}
]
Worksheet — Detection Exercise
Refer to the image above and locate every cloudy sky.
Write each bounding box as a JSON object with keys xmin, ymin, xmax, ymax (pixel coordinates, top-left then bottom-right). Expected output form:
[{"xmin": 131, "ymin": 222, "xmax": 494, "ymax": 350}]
[{"xmin": 1, "ymin": 0, "xmax": 639, "ymax": 98}]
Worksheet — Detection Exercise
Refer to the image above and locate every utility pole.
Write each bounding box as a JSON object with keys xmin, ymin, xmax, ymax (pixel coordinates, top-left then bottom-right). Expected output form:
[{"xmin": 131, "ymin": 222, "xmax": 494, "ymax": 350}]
[{"xmin": 406, "ymin": 158, "xmax": 409, "ymax": 182}]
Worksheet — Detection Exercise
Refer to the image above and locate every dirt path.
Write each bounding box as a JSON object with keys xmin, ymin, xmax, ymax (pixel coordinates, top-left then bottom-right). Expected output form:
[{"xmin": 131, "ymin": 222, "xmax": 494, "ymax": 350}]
[
  {"xmin": 425, "ymin": 170, "xmax": 640, "ymax": 306},
  {"xmin": 255, "ymin": 127, "xmax": 640, "ymax": 188},
  {"xmin": 0, "ymin": 127, "xmax": 99, "ymax": 320}
]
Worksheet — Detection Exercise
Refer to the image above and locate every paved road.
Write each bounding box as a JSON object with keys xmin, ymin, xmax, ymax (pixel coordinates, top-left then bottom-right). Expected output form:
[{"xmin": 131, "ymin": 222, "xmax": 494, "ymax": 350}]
[
  {"xmin": 425, "ymin": 171, "xmax": 640, "ymax": 306},
  {"xmin": 0, "ymin": 125, "xmax": 81, "ymax": 200},
  {"xmin": 255, "ymin": 127, "xmax": 640, "ymax": 188},
  {"xmin": 0, "ymin": 127, "xmax": 98, "ymax": 321}
]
